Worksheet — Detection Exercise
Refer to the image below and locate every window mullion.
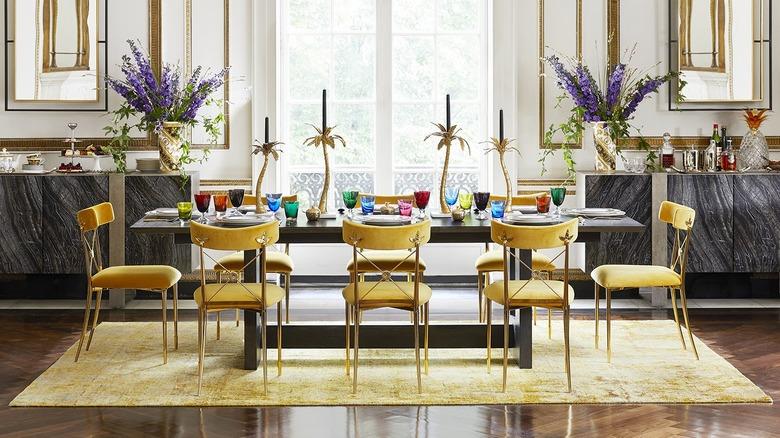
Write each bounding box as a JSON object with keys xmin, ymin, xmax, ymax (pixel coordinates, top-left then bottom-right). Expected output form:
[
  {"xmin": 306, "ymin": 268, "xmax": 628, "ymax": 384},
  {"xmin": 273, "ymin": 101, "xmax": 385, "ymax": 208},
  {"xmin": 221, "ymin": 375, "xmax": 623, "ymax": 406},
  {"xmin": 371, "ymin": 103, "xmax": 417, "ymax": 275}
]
[{"xmin": 376, "ymin": 0, "xmax": 393, "ymax": 194}]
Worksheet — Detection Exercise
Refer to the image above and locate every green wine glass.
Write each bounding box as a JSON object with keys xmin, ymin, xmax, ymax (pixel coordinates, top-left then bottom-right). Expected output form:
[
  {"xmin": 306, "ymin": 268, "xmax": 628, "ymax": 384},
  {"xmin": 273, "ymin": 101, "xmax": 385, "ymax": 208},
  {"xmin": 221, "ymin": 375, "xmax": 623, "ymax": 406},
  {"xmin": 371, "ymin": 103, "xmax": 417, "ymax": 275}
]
[
  {"xmin": 550, "ymin": 187, "xmax": 566, "ymax": 218},
  {"xmin": 342, "ymin": 191, "xmax": 359, "ymax": 217}
]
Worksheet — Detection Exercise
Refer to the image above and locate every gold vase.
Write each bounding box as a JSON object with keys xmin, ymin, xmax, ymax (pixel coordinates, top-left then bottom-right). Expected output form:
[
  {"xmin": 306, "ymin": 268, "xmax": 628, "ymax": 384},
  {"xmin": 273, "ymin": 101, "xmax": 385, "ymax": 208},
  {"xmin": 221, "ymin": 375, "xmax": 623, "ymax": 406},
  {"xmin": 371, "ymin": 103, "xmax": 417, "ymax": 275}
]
[
  {"xmin": 159, "ymin": 121, "xmax": 184, "ymax": 172},
  {"xmin": 592, "ymin": 122, "xmax": 616, "ymax": 173}
]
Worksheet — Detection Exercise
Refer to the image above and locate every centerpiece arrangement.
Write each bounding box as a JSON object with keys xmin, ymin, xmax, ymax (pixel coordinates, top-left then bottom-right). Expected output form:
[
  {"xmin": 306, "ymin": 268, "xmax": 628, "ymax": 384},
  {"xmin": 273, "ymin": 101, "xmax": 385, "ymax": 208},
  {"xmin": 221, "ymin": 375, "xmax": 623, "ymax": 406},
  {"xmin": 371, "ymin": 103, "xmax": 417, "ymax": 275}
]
[
  {"xmin": 541, "ymin": 48, "xmax": 676, "ymax": 174},
  {"xmin": 425, "ymin": 94, "xmax": 471, "ymax": 213},
  {"xmin": 483, "ymin": 109, "xmax": 519, "ymax": 208},
  {"xmin": 304, "ymin": 89, "xmax": 346, "ymax": 214},
  {"xmin": 104, "ymin": 40, "xmax": 228, "ymax": 181},
  {"xmin": 252, "ymin": 116, "xmax": 284, "ymax": 211}
]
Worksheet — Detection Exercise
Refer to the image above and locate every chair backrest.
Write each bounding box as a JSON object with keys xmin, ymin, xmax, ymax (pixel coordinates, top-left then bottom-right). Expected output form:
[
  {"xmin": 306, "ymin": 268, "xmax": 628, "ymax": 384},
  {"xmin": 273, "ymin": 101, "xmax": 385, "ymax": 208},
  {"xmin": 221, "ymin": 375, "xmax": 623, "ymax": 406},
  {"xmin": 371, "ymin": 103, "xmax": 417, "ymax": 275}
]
[
  {"xmin": 490, "ymin": 218, "xmax": 579, "ymax": 307},
  {"xmin": 658, "ymin": 200, "xmax": 696, "ymax": 279},
  {"xmin": 75, "ymin": 202, "xmax": 114, "ymax": 279},
  {"xmin": 244, "ymin": 194, "xmax": 299, "ymax": 207},
  {"xmin": 489, "ymin": 193, "xmax": 546, "ymax": 207},
  {"xmin": 355, "ymin": 193, "xmax": 415, "ymax": 208}
]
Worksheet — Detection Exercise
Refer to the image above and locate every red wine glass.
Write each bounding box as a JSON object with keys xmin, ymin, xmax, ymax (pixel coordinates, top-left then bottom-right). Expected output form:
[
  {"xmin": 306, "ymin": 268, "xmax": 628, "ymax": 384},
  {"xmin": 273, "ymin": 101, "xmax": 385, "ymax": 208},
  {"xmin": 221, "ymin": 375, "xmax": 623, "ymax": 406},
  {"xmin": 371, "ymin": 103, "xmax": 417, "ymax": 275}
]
[{"xmin": 413, "ymin": 190, "xmax": 431, "ymax": 218}]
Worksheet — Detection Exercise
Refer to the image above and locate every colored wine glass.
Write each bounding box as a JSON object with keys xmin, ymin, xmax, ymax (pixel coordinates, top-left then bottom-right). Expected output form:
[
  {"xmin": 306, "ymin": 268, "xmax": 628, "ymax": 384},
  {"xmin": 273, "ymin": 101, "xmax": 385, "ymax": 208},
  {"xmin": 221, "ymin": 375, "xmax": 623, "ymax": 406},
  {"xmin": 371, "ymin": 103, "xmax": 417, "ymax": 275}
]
[
  {"xmin": 177, "ymin": 201, "xmax": 193, "ymax": 226},
  {"xmin": 535, "ymin": 193, "xmax": 551, "ymax": 214},
  {"xmin": 473, "ymin": 192, "xmax": 490, "ymax": 220},
  {"xmin": 266, "ymin": 193, "xmax": 282, "ymax": 216},
  {"xmin": 228, "ymin": 189, "xmax": 245, "ymax": 216},
  {"xmin": 550, "ymin": 187, "xmax": 566, "ymax": 218},
  {"xmin": 284, "ymin": 201, "xmax": 299, "ymax": 221},
  {"xmin": 490, "ymin": 200, "xmax": 506, "ymax": 219},
  {"xmin": 398, "ymin": 199, "xmax": 413, "ymax": 217},
  {"xmin": 342, "ymin": 191, "xmax": 359, "ymax": 217},
  {"xmin": 360, "ymin": 195, "xmax": 376, "ymax": 215},
  {"xmin": 213, "ymin": 194, "xmax": 228, "ymax": 218},
  {"xmin": 444, "ymin": 187, "xmax": 459, "ymax": 209},
  {"xmin": 194, "ymin": 193, "xmax": 211, "ymax": 223},
  {"xmin": 458, "ymin": 192, "xmax": 473, "ymax": 211},
  {"xmin": 413, "ymin": 190, "xmax": 431, "ymax": 218}
]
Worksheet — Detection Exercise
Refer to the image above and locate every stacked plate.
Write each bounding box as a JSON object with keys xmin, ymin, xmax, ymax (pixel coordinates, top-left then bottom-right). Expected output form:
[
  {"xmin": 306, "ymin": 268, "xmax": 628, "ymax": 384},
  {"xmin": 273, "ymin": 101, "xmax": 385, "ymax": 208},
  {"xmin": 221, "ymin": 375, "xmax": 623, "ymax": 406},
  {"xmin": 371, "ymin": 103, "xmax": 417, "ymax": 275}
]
[
  {"xmin": 136, "ymin": 158, "xmax": 160, "ymax": 173},
  {"xmin": 214, "ymin": 213, "xmax": 276, "ymax": 227},
  {"xmin": 564, "ymin": 208, "xmax": 626, "ymax": 218},
  {"xmin": 144, "ymin": 208, "xmax": 201, "ymax": 220},
  {"xmin": 352, "ymin": 215, "xmax": 413, "ymax": 226},
  {"xmin": 502, "ymin": 213, "xmax": 560, "ymax": 225}
]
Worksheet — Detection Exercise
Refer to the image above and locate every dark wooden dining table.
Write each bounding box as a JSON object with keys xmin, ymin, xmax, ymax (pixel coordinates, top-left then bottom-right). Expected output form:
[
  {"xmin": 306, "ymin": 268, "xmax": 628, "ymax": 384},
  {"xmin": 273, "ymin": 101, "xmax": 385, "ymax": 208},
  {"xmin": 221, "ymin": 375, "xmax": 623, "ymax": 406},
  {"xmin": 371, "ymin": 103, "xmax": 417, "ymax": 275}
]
[{"xmin": 131, "ymin": 212, "xmax": 644, "ymax": 371}]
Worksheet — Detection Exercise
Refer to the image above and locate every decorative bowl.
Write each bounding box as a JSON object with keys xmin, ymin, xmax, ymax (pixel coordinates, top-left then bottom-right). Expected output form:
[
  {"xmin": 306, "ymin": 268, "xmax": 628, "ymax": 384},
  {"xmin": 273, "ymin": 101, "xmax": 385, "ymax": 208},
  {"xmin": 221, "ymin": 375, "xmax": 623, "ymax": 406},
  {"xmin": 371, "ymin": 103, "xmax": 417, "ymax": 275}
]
[{"xmin": 305, "ymin": 207, "xmax": 321, "ymax": 221}]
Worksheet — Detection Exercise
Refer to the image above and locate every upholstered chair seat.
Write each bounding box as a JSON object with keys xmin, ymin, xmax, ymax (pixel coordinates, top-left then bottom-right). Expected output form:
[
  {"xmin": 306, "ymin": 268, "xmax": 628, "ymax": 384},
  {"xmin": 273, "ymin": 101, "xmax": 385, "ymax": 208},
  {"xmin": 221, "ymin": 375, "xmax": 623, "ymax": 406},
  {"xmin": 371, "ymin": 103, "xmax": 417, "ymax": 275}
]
[
  {"xmin": 215, "ymin": 252, "xmax": 294, "ymax": 274},
  {"xmin": 483, "ymin": 280, "xmax": 575, "ymax": 307},
  {"xmin": 590, "ymin": 265, "xmax": 682, "ymax": 289},
  {"xmin": 475, "ymin": 250, "xmax": 555, "ymax": 273},
  {"xmin": 91, "ymin": 265, "xmax": 181, "ymax": 290},
  {"xmin": 193, "ymin": 283, "xmax": 285, "ymax": 308},
  {"xmin": 341, "ymin": 282, "xmax": 433, "ymax": 310},
  {"xmin": 347, "ymin": 249, "xmax": 427, "ymax": 273}
]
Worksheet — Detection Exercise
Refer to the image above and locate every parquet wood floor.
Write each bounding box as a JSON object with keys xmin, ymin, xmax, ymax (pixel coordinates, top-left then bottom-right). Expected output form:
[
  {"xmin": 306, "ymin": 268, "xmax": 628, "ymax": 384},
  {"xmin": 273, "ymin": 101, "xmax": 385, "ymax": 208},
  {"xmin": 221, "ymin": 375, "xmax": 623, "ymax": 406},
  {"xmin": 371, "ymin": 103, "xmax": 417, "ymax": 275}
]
[{"xmin": 0, "ymin": 306, "xmax": 778, "ymax": 437}]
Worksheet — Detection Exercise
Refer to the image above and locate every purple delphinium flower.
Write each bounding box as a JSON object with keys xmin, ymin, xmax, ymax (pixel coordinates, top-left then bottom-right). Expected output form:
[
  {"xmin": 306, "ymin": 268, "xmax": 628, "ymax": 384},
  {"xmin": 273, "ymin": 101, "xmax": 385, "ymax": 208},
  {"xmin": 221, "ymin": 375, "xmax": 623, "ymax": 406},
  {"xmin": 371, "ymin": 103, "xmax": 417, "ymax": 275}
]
[
  {"xmin": 545, "ymin": 55, "xmax": 583, "ymax": 107},
  {"xmin": 575, "ymin": 65, "xmax": 601, "ymax": 122},
  {"xmin": 605, "ymin": 63, "xmax": 626, "ymax": 115},
  {"xmin": 622, "ymin": 76, "xmax": 665, "ymax": 119}
]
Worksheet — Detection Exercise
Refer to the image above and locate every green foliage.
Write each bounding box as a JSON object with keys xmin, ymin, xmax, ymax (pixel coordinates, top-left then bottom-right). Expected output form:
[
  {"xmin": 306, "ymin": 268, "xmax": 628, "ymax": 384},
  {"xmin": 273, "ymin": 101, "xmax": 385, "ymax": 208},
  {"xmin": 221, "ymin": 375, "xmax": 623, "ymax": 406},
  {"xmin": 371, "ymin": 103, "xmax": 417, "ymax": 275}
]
[{"xmin": 102, "ymin": 103, "xmax": 137, "ymax": 173}]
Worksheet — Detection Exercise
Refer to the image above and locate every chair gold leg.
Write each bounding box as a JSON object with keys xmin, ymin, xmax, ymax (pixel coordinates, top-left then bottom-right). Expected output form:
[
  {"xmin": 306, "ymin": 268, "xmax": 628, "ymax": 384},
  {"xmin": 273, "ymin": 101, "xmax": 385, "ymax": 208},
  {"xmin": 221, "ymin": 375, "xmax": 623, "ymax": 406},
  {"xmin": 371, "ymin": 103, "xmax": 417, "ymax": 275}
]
[
  {"xmin": 424, "ymin": 302, "xmax": 429, "ymax": 375},
  {"xmin": 236, "ymin": 309, "xmax": 240, "ymax": 327},
  {"xmin": 352, "ymin": 306, "xmax": 360, "ymax": 394},
  {"xmin": 261, "ymin": 307, "xmax": 268, "ymax": 396},
  {"xmin": 285, "ymin": 274, "xmax": 291, "ymax": 324},
  {"xmin": 670, "ymin": 288, "xmax": 686, "ymax": 350},
  {"xmin": 477, "ymin": 272, "xmax": 483, "ymax": 323},
  {"xmin": 216, "ymin": 311, "xmax": 221, "ymax": 340},
  {"xmin": 86, "ymin": 288, "xmax": 103, "ymax": 350},
  {"xmin": 679, "ymin": 286, "xmax": 699, "ymax": 360},
  {"xmin": 547, "ymin": 308, "xmax": 552, "ymax": 340},
  {"xmin": 74, "ymin": 289, "xmax": 93, "ymax": 362},
  {"xmin": 197, "ymin": 309, "xmax": 206, "ymax": 395},
  {"xmin": 486, "ymin": 299, "xmax": 492, "ymax": 372},
  {"xmin": 606, "ymin": 288, "xmax": 612, "ymax": 363},
  {"xmin": 161, "ymin": 289, "xmax": 168, "ymax": 364},
  {"xmin": 533, "ymin": 307, "xmax": 537, "ymax": 326},
  {"xmin": 173, "ymin": 283, "xmax": 179, "ymax": 350},
  {"xmin": 563, "ymin": 306, "xmax": 572, "ymax": 393},
  {"xmin": 594, "ymin": 282, "xmax": 600, "ymax": 349},
  {"xmin": 414, "ymin": 307, "xmax": 422, "ymax": 394},
  {"xmin": 345, "ymin": 302, "xmax": 351, "ymax": 375},
  {"xmin": 502, "ymin": 305, "xmax": 509, "ymax": 393},
  {"xmin": 277, "ymin": 303, "xmax": 283, "ymax": 377}
]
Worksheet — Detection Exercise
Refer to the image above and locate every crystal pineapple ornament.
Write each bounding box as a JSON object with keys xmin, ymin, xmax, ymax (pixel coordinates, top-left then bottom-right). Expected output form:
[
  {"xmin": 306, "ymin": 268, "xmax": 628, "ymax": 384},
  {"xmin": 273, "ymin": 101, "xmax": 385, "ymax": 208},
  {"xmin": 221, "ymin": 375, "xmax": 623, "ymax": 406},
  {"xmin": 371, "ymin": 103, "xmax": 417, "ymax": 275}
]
[{"xmin": 738, "ymin": 109, "xmax": 769, "ymax": 171}]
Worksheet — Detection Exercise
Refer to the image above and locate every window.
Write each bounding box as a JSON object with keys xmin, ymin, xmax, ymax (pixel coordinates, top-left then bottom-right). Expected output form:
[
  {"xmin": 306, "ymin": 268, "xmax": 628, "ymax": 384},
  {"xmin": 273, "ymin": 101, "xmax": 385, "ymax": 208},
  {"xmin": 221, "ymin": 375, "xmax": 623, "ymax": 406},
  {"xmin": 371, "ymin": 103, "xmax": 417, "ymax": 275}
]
[{"xmin": 280, "ymin": 0, "xmax": 489, "ymax": 209}]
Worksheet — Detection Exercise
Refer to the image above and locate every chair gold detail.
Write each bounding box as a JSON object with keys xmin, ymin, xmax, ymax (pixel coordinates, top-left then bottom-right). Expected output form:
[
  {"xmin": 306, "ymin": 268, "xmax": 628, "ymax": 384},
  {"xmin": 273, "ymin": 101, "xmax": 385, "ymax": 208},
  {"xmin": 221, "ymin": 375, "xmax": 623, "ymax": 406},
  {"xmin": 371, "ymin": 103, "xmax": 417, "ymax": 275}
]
[
  {"xmin": 75, "ymin": 202, "xmax": 181, "ymax": 364},
  {"xmin": 591, "ymin": 200, "xmax": 699, "ymax": 362},
  {"xmin": 342, "ymin": 219, "xmax": 431, "ymax": 394},
  {"xmin": 191, "ymin": 221, "xmax": 285, "ymax": 396},
  {"xmin": 484, "ymin": 218, "xmax": 578, "ymax": 392},
  {"xmin": 481, "ymin": 194, "xmax": 554, "ymax": 332},
  {"xmin": 213, "ymin": 194, "xmax": 296, "ymax": 332}
]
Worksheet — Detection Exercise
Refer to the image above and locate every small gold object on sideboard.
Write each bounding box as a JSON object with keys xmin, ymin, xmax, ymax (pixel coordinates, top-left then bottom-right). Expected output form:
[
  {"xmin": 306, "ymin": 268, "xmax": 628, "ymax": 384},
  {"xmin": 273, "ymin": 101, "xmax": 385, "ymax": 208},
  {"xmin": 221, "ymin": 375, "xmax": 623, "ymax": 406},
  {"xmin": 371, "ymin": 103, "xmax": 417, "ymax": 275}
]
[
  {"xmin": 451, "ymin": 207, "xmax": 466, "ymax": 222},
  {"xmin": 305, "ymin": 207, "xmax": 321, "ymax": 222}
]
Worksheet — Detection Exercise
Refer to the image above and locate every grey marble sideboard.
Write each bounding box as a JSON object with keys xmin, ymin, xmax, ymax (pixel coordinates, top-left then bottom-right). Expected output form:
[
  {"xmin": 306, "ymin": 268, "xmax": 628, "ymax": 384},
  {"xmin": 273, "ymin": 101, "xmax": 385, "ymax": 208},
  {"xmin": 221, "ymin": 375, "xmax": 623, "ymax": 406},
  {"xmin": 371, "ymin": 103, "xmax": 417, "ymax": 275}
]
[
  {"xmin": 581, "ymin": 172, "xmax": 780, "ymax": 275},
  {"xmin": 0, "ymin": 172, "xmax": 197, "ymax": 305}
]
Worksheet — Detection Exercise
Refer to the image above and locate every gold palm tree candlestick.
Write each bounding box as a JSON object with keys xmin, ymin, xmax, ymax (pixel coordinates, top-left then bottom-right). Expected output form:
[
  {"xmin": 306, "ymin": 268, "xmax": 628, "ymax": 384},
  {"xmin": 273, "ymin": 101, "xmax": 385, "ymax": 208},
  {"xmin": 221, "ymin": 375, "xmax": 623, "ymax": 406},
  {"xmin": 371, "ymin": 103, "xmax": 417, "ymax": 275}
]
[
  {"xmin": 425, "ymin": 94, "xmax": 470, "ymax": 213},
  {"xmin": 304, "ymin": 89, "xmax": 345, "ymax": 213},
  {"xmin": 251, "ymin": 117, "xmax": 283, "ymax": 212},
  {"xmin": 483, "ymin": 110, "xmax": 519, "ymax": 208}
]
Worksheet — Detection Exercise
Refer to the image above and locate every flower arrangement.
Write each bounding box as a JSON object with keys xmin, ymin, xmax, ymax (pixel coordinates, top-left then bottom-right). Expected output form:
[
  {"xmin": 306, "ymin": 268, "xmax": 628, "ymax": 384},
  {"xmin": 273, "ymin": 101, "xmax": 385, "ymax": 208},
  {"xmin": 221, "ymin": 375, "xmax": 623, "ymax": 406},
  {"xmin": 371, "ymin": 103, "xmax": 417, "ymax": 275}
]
[
  {"xmin": 540, "ymin": 47, "xmax": 676, "ymax": 175},
  {"xmin": 104, "ymin": 40, "xmax": 227, "ymax": 182}
]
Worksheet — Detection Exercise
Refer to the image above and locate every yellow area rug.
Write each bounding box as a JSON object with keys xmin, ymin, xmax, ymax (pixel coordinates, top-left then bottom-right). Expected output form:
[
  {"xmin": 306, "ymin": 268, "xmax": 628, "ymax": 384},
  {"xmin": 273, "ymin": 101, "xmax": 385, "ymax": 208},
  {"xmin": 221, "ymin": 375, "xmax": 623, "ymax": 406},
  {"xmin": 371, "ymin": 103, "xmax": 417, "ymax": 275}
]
[{"xmin": 10, "ymin": 320, "xmax": 771, "ymax": 406}]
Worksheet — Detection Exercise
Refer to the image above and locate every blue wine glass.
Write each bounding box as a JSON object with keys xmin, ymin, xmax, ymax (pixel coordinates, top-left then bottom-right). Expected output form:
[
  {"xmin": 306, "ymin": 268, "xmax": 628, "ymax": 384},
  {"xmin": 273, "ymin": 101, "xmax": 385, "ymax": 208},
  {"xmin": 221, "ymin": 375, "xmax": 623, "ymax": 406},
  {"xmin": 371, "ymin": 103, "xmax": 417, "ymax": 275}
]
[
  {"xmin": 445, "ymin": 187, "xmax": 459, "ymax": 210},
  {"xmin": 266, "ymin": 193, "xmax": 282, "ymax": 216}
]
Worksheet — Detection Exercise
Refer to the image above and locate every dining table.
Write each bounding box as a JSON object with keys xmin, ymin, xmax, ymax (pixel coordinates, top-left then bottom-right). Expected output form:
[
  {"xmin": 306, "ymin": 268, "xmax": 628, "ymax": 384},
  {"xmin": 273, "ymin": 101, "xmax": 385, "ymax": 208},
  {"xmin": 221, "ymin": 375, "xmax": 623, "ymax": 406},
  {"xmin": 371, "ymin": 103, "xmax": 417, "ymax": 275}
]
[{"xmin": 130, "ymin": 211, "xmax": 644, "ymax": 371}]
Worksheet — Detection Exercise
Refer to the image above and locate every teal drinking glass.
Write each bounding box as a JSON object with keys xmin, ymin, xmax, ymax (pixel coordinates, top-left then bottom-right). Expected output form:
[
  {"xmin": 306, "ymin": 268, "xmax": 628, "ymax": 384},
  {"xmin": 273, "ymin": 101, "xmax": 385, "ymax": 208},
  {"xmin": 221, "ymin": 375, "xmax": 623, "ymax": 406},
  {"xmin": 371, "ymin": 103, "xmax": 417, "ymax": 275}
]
[{"xmin": 284, "ymin": 201, "xmax": 299, "ymax": 221}]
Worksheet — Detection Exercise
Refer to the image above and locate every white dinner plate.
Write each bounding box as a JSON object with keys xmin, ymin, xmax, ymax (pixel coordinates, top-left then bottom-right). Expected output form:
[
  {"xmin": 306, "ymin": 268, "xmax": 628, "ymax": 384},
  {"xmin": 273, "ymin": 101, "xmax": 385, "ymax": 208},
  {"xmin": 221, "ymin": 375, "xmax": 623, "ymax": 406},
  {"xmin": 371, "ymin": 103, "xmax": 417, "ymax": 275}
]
[
  {"xmin": 511, "ymin": 206, "xmax": 538, "ymax": 214},
  {"xmin": 215, "ymin": 213, "xmax": 275, "ymax": 227},
  {"xmin": 502, "ymin": 214, "xmax": 561, "ymax": 225},
  {"xmin": 353, "ymin": 215, "xmax": 413, "ymax": 226},
  {"xmin": 145, "ymin": 208, "xmax": 202, "ymax": 219},
  {"xmin": 565, "ymin": 208, "xmax": 625, "ymax": 217}
]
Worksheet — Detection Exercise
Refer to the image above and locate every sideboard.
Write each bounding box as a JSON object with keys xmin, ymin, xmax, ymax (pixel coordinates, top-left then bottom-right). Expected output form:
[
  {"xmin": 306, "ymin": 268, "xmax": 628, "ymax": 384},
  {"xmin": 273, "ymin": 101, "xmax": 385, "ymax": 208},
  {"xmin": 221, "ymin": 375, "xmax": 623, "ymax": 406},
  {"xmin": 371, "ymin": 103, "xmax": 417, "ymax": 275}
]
[{"xmin": 0, "ymin": 172, "xmax": 197, "ymax": 306}]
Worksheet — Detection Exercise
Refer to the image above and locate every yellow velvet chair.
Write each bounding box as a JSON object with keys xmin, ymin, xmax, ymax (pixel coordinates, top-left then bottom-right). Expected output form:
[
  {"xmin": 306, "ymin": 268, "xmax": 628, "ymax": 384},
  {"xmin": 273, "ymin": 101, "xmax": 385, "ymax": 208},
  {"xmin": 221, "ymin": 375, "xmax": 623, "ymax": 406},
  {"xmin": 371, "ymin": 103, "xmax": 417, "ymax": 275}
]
[
  {"xmin": 484, "ymin": 218, "xmax": 578, "ymax": 392},
  {"xmin": 349, "ymin": 194, "xmax": 427, "ymax": 279},
  {"xmin": 478, "ymin": 194, "xmax": 555, "ymax": 328},
  {"xmin": 213, "ymin": 194, "xmax": 296, "ymax": 331},
  {"xmin": 342, "ymin": 219, "xmax": 431, "ymax": 394},
  {"xmin": 75, "ymin": 202, "xmax": 181, "ymax": 364},
  {"xmin": 591, "ymin": 200, "xmax": 699, "ymax": 362},
  {"xmin": 190, "ymin": 221, "xmax": 285, "ymax": 396}
]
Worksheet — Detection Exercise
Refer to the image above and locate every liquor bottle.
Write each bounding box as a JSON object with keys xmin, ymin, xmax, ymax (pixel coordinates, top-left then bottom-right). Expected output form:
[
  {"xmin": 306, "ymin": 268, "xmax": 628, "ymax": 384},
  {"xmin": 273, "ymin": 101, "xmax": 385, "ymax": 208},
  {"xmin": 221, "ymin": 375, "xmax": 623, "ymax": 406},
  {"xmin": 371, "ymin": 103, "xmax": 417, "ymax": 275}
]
[
  {"xmin": 721, "ymin": 138, "xmax": 737, "ymax": 171},
  {"xmin": 661, "ymin": 132, "xmax": 675, "ymax": 170},
  {"xmin": 713, "ymin": 124, "xmax": 722, "ymax": 171},
  {"xmin": 711, "ymin": 123, "xmax": 721, "ymax": 145}
]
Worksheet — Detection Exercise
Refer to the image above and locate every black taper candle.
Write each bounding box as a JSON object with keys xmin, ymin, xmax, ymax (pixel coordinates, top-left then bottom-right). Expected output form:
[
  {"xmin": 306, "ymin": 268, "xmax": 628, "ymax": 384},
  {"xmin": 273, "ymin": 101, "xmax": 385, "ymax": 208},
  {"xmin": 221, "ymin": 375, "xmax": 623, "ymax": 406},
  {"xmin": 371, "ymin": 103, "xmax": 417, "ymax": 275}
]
[
  {"xmin": 499, "ymin": 109, "xmax": 504, "ymax": 142},
  {"xmin": 446, "ymin": 94, "xmax": 451, "ymax": 130},
  {"xmin": 322, "ymin": 89, "xmax": 327, "ymax": 131},
  {"xmin": 264, "ymin": 117, "xmax": 269, "ymax": 144}
]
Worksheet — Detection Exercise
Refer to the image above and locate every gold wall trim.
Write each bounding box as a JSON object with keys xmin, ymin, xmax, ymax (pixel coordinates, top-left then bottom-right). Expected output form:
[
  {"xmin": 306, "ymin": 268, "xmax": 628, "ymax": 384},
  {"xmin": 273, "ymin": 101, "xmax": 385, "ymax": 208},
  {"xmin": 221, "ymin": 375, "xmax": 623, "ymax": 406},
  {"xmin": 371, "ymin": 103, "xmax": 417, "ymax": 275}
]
[
  {"xmin": 607, "ymin": 0, "xmax": 620, "ymax": 65},
  {"xmin": 516, "ymin": 178, "xmax": 576, "ymax": 195},
  {"xmin": 200, "ymin": 178, "xmax": 251, "ymax": 187},
  {"xmin": 620, "ymin": 135, "xmax": 780, "ymax": 150},
  {"xmin": 184, "ymin": 0, "xmax": 230, "ymax": 150},
  {"xmin": 0, "ymin": 0, "xmax": 160, "ymax": 151},
  {"xmin": 539, "ymin": 0, "xmax": 584, "ymax": 150}
]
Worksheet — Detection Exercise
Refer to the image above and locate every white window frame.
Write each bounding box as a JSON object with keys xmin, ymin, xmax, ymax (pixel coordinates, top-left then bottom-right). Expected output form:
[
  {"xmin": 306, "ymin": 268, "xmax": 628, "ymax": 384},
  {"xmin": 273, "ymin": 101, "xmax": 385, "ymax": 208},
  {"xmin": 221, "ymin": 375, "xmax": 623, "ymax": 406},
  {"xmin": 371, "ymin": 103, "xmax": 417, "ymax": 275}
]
[{"xmin": 277, "ymin": 0, "xmax": 492, "ymax": 203}]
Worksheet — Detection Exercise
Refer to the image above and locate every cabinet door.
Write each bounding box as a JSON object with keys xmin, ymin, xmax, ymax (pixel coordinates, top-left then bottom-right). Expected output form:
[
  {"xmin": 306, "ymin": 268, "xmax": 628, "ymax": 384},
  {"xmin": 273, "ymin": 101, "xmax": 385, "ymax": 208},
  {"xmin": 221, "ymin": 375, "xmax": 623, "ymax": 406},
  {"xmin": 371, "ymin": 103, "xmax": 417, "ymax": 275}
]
[
  {"xmin": 0, "ymin": 176, "xmax": 43, "ymax": 273},
  {"xmin": 585, "ymin": 174, "xmax": 652, "ymax": 271},
  {"xmin": 667, "ymin": 174, "xmax": 733, "ymax": 273},
  {"xmin": 733, "ymin": 175, "xmax": 780, "ymax": 272},
  {"xmin": 125, "ymin": 175, "xmax": 191, "ymax": 273},
  {"xmin": 42, "ymin": 175, "xmax": 110, "ymax": 274}
]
